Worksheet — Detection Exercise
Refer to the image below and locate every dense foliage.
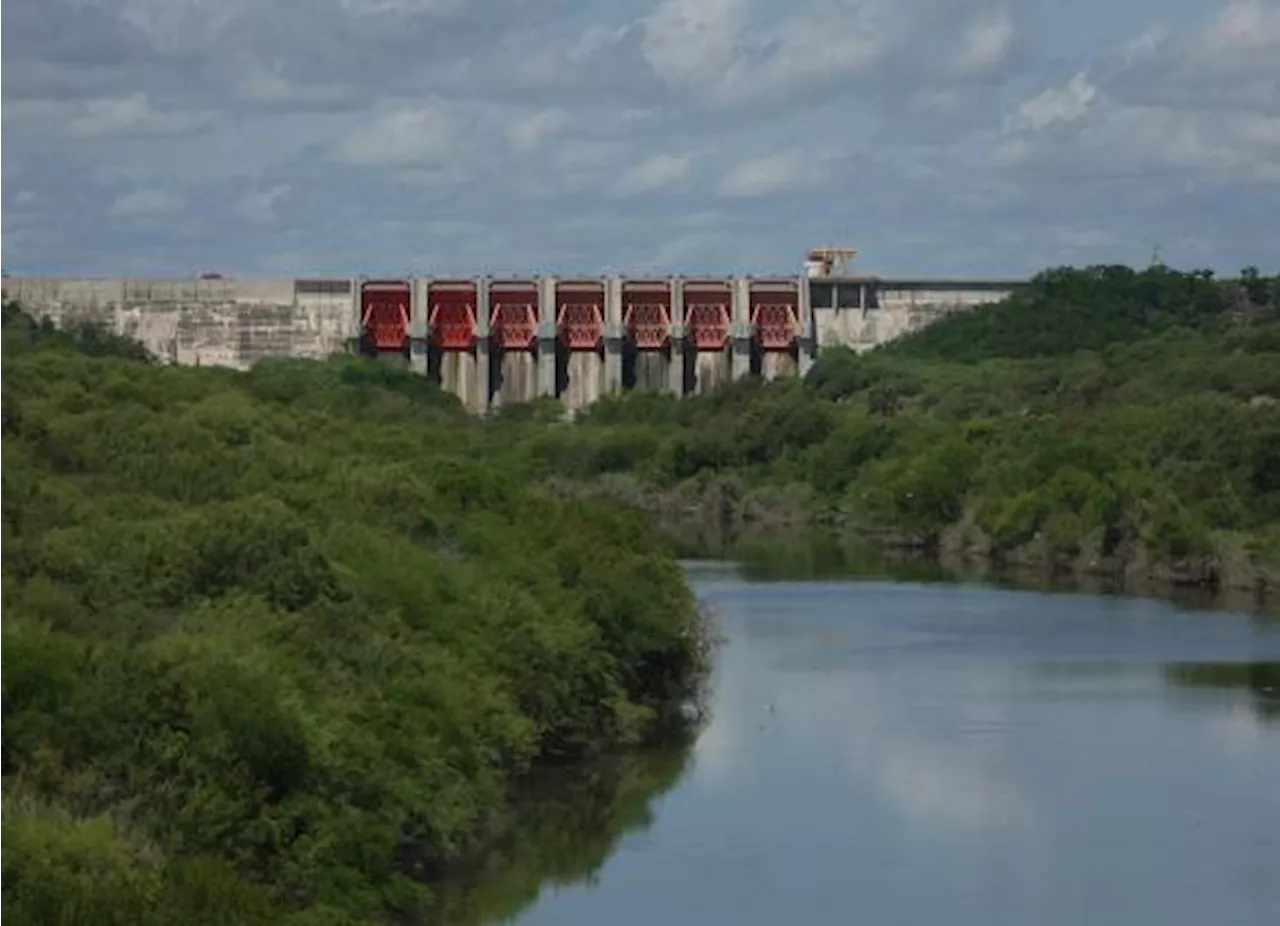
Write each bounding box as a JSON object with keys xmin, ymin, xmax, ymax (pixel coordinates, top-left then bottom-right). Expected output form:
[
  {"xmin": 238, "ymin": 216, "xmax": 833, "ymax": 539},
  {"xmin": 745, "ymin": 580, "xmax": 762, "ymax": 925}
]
[
  {"xmin": 521, "ymin": 265, "xmax": 1280, "ymax": 590},
  {"xmin": 1, "ymin": 307, "xmax": 712, "ymax": 924},
  {"xmin": 5, "ymin": 261, "xmax": 1278, "ymax": 923}
]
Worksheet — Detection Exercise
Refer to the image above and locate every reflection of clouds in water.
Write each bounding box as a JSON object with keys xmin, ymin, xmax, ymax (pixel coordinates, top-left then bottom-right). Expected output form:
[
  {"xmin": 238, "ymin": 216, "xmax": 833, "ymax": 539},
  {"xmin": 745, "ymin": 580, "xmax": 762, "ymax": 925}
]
[
  {"xmin": 1207, "ymin": 701, "xmax": 1272, "ymax": 759},
  {"xmin": 517, "ymin": 582, "xmax": 1280, "ymax": 926},
  {"xmin": 689, "ymin": 691, "xmax": 737, "ymax": 785},
  {"xmin": 691, "ymin": 591, "xmax": 1042, "ymax": 837},
  {"xmin": 683, "ymin": 627, "xmax": 1060, "ymax": 901},
  {"xmin": 853, "ymin": 741, "xmax": 1030, "ymax": 831},
  {"xmin": 783, "ymin": 668, "xmax": 1041, "ymax": 834},
  {"xmin": 689, "ymin": 628, "xmax": 774, "ymax": 786}
]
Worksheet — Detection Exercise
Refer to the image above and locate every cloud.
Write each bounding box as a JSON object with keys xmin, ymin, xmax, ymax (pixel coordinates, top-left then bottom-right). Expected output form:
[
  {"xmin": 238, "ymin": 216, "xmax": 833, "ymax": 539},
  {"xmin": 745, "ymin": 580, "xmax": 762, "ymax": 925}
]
[
  {"xmin": 639, "ymin": 0, "xmax": 887, "ymax": 107},
  {"xmin": 991, "ymin": 2, "xmax": 1280, "ymax": 188},
  {"xmin": 109, "ymin": 187, "xmax": 184, "ymax": 218},
  {"xmin": 507, "ymin": 108, "xmax": 570, "ymax": 150},
  {"xmin": 639, "ymin": 0, "xmax": 744, "ymax": 91},
  {"xmin": 235, "ymin": 66, "xmax": 352, "ymax": 108},
  {"xmin": 67, "ymin": 93, "xmax": 216, "ymax": 138},
  {"xmin": 1204, "ymin": 0, "xmax": 1280, "ymax": 52},
  {"xmin": 1009, "ymin": 71, "xmax": 1097, "ymax": 132},
  {"xmin": 616, "ymin": 152, "xmax": 693, "ymax": 195},
  {"xmin": 339, "ymin": 0, "xmax": 464, "ymax": 19},
  {"xmin": 332, "ymin": 103, "xmax": 458, "ymax": 167},
  {"xmin": 114, "ymin": 0, "xmax": 252, "ymax": 56},
  {"xmin": 234, "ymin": 184, "xmax": 290, "ymax": 224},
  {"xmin": 3, "ymin": 0, "xmax": 1278, "ymax": 277},
  {"xmin": 719, "ymin": 150, "xmax": 813, "ymax": 197},
  {"xmin": 955, "ymin": 11, "xmax": 1016, "ymax": 75}
]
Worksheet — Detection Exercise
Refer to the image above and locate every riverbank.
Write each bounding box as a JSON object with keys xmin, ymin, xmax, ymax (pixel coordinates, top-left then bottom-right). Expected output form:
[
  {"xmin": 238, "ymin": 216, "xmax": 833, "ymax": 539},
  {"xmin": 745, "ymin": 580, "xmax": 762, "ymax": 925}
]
[
  {"xmin": 1, "ymin": 305, "xmax": 716, "ymax": 925},
  {"xmin": 544, "ymin": 477, "xmax": 1278, "ymax": 615},
  {"xmin": 528, "ymin": 265, "xmax": 1280, "ymax": 607}
]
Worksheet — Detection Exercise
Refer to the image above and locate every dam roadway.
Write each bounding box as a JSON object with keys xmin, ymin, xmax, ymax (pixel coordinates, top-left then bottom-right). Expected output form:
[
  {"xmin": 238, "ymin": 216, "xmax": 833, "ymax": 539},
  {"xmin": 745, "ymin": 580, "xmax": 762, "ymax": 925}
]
[{"xmin": 1, "ymin": 273, "xmax": 1023, "ymax": 412}]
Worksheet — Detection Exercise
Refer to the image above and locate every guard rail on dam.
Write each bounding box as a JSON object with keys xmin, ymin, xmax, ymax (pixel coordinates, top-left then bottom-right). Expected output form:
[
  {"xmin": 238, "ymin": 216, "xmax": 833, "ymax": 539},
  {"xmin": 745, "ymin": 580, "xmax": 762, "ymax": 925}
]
[{"xmin": 1, "ymin": 274, "xmax": 1023, "ymax": 412}]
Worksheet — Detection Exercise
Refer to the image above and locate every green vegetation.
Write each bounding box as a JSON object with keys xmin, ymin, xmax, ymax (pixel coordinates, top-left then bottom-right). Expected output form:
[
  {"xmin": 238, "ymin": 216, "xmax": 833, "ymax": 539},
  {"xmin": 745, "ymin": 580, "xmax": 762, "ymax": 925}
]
[
  {"xmin": 5, "ymin": 261, "xmax": 1279, "ymax": 923},
  {"xmin": 1, "ymin": 306, "xmax": 713, "ymax": 924},
  {"xmin": 518, "ymin": 264, "xmax": 1280, "ymax": 592}
]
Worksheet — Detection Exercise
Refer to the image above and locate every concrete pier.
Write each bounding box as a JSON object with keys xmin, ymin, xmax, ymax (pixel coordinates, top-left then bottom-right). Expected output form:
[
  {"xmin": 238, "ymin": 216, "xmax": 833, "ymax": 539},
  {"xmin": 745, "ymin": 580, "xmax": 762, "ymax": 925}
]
[
  {"xmin": 760, "ymin": 351, "xmax": 799, "ymax": 382},
  {"xmin": 474, "ymin": 278, "xmax": 492, "ymax": 414},
  {"xmin": 537, "ymin": 276, "xmax": 557, "ymax": 400},
  {"xmin": 667, "ymin": 277, "xmax": 684, "ymax": 397},
  {"xmin": 731, "ymin": 278, "xmax": 752, "ymax": 381},
  {"xmin": 562, "ymin": 350, "xmax": 603, "ymax": 409},
  {"xmin": 2, "ymin": 272, "xmax": 1023, "ymax": 413},
  {"xmin": 691, "ymin": 348, "xmax": 732, "ymax": 395},
  {"xmin": 604, "ymin": 277, "xmax": 625, "ymax": 396},
  {"xmin": 495, "ymin": 351, "xmax": 537, "ymax": 408}
]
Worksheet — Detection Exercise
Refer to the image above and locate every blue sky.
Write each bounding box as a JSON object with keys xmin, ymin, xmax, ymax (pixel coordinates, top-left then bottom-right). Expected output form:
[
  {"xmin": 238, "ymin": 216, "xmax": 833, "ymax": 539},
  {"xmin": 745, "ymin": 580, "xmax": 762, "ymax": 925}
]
[{"xmin": 3, "ymin": 0, "xmax": 1277, "ymax": 278}]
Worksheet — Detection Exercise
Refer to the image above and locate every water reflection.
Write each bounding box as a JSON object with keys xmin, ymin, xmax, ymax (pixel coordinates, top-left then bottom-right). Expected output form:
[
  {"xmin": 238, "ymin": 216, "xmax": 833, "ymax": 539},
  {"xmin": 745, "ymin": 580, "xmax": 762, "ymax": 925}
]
[
  {"xmin": 490, "ymin": 578, "xmax": 1280, "ymax": 926},
  {"xmin": 1166, "ymin": 661, "xmax": 1280, "ymax": 722},
  {"xmin": 720, "ymin": 530, "xmax": 956, "ymax": 585},
  {"xmin": 428, "ymin": 745, "xmax": 692, "ymax": 925},
  {"xmin": 722, "ymin": 531, "xmax": 1280, "ymax": 619}
]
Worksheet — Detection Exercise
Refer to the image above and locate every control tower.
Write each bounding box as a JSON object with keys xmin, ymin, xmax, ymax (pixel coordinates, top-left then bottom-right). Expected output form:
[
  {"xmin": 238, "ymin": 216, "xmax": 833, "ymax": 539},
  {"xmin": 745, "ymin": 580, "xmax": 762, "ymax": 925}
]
[{"xmin": 804, "ymin": 247, "xmax": 858, "ymax": 279}]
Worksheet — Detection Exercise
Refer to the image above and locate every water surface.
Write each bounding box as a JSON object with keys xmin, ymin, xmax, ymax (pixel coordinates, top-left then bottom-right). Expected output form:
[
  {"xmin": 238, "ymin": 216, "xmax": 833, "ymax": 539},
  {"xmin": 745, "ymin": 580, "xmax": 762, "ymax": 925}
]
[{"xmin": 498, "ymin": 572, "xmax": 1280, "ymax": 926}]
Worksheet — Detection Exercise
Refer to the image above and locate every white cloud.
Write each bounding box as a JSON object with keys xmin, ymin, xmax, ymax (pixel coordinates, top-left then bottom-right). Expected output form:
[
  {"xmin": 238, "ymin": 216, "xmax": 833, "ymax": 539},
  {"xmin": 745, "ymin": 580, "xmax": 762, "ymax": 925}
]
[
  {"xmin": 955, "ymin": 11, "xmax": 1016, "ymax": 74},
  {"xmin": 109, "ymin": 187, "xmax": 184, "ymax": 218},
  {"xmin": 640, "ymin": 0, "xmax": 887, "ymax": 107},
  {"xmin": 339, "ymin": 0, "xmax": 463, "ymax": 17},
  {"xmin": 749, "ymin": 15, "xmax": 883, "ymax": 100},
  {"xmin": 333, "ymin": 103, "xmax": 459, "ymax": 167},
  {"xmin": 615, "ymin": 152, "xmax": 693, "ymax": 196},
  {"xmin": 1203, "ymin": 0, "xmax": 1280, "ymax": 54},
  {"xmin": 4, "ymin": 0, "xmax": 1278, "ymax": 276},
  {"xmin": 507, "ymin": 108, "xmax": 570, "ymax": 150},
  {"xmin": 995, "ymin": 7, "xmax": 1280, "ymax": 187},
  {"xmin": 719, "ymin": 149, "xmax": 812, "ymax": 197},
  {"xmin": 114, "ymin": 0, "xmax": 250, "ymax": 55},
  {"xmin": 639, "ymin": 0, "xmax": 744, "ymax": 90},
  {"xmin": 67, "ymin": 94, "xmax": 216, "ymax": 138},
  {"xmin": 1010, "ymin": 71, "xmax": 1097, "ymax": 132},
  {"xmin": 1120, "ymin": 25, "xmax": 1170, "ymax": 66},
  {"xmin": 236, "ymin": 67, "xmax": 352, "ymax": 107}
]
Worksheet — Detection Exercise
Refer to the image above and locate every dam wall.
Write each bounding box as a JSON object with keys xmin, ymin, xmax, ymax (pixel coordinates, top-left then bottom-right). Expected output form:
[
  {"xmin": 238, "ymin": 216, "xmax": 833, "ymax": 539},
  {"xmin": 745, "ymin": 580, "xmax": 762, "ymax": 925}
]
[
  {"xmin": 2, "ymin": 273, "xmax": 1022, "ymax": 412},
  {"xmin": 0, "ymin": 276, "xmax": 357, "ymax": 369},
  {"xmin": 809, "ymin": 278, "xmax": 1019, "ymax": 351}
]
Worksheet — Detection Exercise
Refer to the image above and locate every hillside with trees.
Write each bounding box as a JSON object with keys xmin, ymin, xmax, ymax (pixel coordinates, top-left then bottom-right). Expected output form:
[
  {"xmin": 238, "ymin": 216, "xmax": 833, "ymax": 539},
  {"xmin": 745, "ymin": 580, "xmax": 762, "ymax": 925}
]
[
  {"xmin": 1, "ymin": 306, "xmax": 714, "ymax": 925},
  {"xmin": 524, "ymin": 265, "xmax": 1280, "ymax": 594}
]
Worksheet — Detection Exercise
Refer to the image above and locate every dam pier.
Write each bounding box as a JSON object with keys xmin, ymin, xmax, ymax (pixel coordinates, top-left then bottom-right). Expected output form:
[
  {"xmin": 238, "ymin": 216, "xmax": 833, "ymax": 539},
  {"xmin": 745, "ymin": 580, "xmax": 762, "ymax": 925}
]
[{"xmin": 3, "ymin": 260, "xmax": 1021, "ymax": 413}]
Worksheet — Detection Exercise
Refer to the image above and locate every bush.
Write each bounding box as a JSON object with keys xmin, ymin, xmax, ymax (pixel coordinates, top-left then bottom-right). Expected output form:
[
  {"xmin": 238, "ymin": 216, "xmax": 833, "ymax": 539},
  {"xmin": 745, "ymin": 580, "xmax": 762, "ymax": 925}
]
[
  {"xmin": 498, "ymin": 265, "xmax": 1280, "ymax": 579},
  {"xmin": 1, "ymin": 304, "xmax": 712, "ymax": 924}
]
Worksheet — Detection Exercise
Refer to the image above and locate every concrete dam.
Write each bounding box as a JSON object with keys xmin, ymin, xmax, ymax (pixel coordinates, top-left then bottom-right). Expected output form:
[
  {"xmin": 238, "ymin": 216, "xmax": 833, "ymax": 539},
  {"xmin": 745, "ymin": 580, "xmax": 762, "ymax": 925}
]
[{"xmin": 2, "ymin": 269, "xmax": 1022, "ymax": 413}]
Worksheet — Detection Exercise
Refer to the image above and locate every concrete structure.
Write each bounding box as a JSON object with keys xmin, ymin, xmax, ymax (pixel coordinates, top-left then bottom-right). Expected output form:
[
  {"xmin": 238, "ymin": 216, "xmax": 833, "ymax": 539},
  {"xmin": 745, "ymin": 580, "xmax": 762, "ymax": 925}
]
[{"xmin": 2, "ymin": 272, "xmax": 1023, "ymax": 413}]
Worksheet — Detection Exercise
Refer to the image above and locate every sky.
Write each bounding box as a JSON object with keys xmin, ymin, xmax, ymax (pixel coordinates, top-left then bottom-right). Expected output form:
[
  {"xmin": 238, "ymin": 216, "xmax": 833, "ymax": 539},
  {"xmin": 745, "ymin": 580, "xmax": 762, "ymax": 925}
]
[{"xmin": 2, "ymin": 0, "xmax": 1277, "ymax": 278}]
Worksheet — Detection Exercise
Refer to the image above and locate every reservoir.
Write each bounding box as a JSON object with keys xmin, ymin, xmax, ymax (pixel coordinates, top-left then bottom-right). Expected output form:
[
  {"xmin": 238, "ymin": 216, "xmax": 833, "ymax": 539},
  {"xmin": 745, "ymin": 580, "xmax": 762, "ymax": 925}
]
[{"xmin": 484, "ymin": 570, "xmax": 1280, "ymax": 926}]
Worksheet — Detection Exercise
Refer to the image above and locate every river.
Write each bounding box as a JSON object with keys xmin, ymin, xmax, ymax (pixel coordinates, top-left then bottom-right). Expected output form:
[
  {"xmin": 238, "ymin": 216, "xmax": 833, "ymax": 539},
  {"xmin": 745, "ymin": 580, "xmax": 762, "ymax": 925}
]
[{"xmin": 457, "ymin": 568, "xmax": 1280, "ymax": 926}]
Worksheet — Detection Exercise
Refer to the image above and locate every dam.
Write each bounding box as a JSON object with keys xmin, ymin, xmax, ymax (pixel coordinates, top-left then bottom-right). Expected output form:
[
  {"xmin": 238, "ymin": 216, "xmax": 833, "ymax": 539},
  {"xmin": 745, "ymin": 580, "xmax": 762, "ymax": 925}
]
[{"xmin": 1, "ymin": 263, "xmax": 1022, "ymax": 412}]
